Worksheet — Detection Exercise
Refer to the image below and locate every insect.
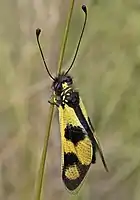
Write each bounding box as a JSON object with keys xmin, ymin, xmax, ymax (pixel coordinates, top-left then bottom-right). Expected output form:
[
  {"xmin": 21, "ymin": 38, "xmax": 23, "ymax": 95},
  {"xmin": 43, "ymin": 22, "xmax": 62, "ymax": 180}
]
[{"xmin": 36, "ymin": 4, "xmax": 108, "ymax": 193}]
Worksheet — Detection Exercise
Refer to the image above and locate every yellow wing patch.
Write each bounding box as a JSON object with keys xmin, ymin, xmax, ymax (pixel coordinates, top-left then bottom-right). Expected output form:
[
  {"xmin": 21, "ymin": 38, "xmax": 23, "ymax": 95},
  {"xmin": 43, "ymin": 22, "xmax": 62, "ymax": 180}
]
[
  {"xmin": 65, "ymin": 164, "xmax": 80, "ymax": 180},
  {"xmin": 75, "ymin": 138, "xmax": 92, "ymax": 165}
]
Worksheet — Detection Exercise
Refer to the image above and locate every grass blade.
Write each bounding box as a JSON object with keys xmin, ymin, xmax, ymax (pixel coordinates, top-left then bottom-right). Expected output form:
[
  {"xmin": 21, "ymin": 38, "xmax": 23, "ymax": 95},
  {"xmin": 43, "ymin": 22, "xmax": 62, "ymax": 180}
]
[{"xmin": 35, "ymin": 0, "xmax": 76, "ymax": 199}]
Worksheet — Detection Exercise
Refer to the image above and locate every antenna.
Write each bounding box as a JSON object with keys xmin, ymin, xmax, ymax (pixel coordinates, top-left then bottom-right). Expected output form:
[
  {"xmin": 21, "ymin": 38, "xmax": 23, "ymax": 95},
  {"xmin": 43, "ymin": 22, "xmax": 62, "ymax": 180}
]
[
  {"xmin": 36, "ymin": 28, "xmax": 55, "ymax": 80},
  {"xmin": 65, "ymin": 5, "xmax": 87, "ymax": 75}
]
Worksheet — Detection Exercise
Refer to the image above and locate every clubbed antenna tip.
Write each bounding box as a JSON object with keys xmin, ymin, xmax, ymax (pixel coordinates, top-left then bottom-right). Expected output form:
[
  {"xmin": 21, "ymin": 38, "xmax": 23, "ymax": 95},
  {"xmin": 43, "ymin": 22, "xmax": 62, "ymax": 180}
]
[
  {"xmin": 36, "ymin": 28, "xmax": 41, "ymax": 38},
  {"xmin": 35, "ymin": 28, "xmax": 55, "ymax": 80},
  {"xmin": 82, "ymin": 5, "xmax": 87, "ymax": 14}
]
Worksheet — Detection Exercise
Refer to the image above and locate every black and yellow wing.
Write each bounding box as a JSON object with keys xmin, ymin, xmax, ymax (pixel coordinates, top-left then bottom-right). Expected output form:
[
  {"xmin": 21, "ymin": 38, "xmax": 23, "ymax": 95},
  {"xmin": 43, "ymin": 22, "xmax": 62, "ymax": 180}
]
[
  {"xmin": 59, "ymin": 103, "xmax": 94, "ymax": 192},
  {"xmin": 58, "ymin": 95, "xmax": 98, "ymax": 192},
  {"xmin": 59, "ymin": 97, "xmax": 108, "ymax": 192}
]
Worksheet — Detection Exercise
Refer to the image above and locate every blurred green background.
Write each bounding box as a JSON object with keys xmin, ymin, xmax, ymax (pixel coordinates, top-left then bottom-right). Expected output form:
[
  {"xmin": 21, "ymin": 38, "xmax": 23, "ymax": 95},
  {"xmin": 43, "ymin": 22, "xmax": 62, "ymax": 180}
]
[{"xmin": 1, "ymin": 0, "xmax": 140, "ymax": 199}]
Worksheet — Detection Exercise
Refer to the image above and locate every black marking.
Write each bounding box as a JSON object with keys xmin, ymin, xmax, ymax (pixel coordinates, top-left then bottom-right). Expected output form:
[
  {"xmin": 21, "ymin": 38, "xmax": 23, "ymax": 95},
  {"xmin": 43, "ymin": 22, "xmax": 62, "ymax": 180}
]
[
  {"xmin": 75, "ymin": 106, "xmax": 92, "ymax": 134},
  {"xmin": 52, "ymin": 73, "xmax": 73, "ymax": 95},
  {"xmin": 66, "ymin": 90, "xmax": 80, "ymax": 107},
  {"xmin": 88, "ymin": 117, "xmax": 95, "ymax": 132},
  {"xmin": 64, "ymin": 152, "xmax": 79, "ymax": 168},
  {"xmin": 88, "ymin": 117, "xmax": 96, "ymax": 163},
  {"xmin": 92, "ymin": 144, "xmax": 96, "ymax": 164},
  {"xmin": 64, "ymin": 124, "xmax": 85, "ymax": 145},
  {"xmin": 62, "ymin": 160, "xmax": 90, "ymax": 191},
  {"xmin": 74, "ymin": 105, "xmax": 97, "ymax": 164}
]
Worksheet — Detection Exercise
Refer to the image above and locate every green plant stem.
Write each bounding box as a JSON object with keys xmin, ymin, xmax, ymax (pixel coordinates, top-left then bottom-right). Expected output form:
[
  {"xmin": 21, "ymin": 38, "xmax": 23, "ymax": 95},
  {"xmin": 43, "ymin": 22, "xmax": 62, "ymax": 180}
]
[
  {"xmin": 35, "ymin": 104, "xmax": 54, "ymax": 200},
  {"xmin": 35, "ymin": 1, "xmax": 75, "ymax": 200},
  {"xmin": 57, "ymin": 0, "xmax": 75, "ymax": 74}
]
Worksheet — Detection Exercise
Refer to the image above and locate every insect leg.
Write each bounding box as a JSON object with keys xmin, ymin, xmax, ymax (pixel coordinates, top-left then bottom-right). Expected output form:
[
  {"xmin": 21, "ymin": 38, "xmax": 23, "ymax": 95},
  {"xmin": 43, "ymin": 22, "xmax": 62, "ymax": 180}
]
[
  {"xmin": 48, "ymin": 94, "xmax": 58, "ymax": 106},
  {"xmin": 48, "ymin": 100, "xmax": 59, "ymax": 107}
]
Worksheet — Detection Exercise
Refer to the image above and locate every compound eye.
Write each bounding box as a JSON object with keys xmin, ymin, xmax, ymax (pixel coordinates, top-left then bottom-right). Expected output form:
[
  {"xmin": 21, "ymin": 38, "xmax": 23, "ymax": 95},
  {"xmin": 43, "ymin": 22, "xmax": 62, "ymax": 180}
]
[
  {"xmin": 55, "ymin": 83, "xmax": 62, "ymax": 91},
  {"xmin": 68, "ymin": 77, "xmax": 72, "ymax": 84},
  {"xmin": 64, "ymin": 76, "xmax": 72, "ymax": 85}
]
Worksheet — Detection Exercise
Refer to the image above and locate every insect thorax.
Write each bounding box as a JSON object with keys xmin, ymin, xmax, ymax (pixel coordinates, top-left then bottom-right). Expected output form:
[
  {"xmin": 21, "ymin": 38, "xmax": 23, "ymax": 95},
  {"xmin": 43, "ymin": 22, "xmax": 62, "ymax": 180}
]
[{"xmin": 52, "ymin": 74, "xmax": 80, "ymax": 108}]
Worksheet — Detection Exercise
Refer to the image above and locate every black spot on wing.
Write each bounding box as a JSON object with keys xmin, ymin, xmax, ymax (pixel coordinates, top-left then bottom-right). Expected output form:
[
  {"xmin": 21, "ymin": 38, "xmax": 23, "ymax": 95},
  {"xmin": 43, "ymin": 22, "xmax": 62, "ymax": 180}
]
[
  {"xmin": 64, "ymin": 152, "xmax": 79, "ymax": 168},
  {"xmin": 64, "ymin": 124, "xmax": 85, "ymax": 145},
  {"xmin": 62, "ymin": 153, "xmax": 90, "ymax": 191}
]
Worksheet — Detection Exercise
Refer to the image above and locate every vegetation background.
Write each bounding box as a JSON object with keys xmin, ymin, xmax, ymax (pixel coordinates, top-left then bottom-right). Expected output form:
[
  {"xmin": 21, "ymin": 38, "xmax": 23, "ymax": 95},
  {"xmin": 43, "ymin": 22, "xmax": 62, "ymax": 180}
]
[{"xmin": 1, "ymin": 0, "xmax": 140, "ymax": 199}]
